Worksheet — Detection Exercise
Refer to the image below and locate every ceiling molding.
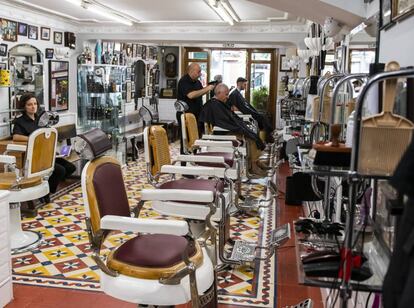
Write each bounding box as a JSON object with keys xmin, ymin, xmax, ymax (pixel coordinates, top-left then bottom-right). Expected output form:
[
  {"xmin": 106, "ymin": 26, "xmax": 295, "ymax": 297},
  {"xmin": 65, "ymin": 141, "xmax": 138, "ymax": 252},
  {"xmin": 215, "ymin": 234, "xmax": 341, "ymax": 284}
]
[
  {"xmin": 77, "ymin": 23, "xmax": 309, "ymax": 34},
  {"xmin": 0, "ymin": 1, "xmax": 80, "ymax": 30}
]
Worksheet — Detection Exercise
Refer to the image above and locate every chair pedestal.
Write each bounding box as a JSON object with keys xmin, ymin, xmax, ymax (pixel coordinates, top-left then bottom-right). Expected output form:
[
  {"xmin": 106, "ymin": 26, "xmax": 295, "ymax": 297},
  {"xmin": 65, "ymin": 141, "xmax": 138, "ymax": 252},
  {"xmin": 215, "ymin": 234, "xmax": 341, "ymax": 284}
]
[{"xmin": 9, "ymin": 203, "xmax": 42, "ymax": 254}]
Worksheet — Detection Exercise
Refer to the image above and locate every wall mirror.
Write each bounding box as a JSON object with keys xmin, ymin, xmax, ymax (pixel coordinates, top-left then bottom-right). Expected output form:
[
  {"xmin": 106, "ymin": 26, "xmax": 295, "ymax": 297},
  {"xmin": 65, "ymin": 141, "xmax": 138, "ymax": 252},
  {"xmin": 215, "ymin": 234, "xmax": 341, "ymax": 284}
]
[
  {"xmin": 49, "ymin": 60, "xmax": 69, "ymax": 112},
  {"xmin": 8, "ymin": 44, "xmax": 44, "ymax": 112}
]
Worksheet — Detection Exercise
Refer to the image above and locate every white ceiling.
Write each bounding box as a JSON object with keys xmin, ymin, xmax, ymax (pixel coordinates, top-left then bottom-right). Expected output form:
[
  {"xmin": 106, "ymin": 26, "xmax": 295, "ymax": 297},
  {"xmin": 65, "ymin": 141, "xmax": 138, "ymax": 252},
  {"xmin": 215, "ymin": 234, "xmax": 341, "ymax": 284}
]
[{"xmin": 11, "ymin": 0, "xmax": 295, "ymax": 24}]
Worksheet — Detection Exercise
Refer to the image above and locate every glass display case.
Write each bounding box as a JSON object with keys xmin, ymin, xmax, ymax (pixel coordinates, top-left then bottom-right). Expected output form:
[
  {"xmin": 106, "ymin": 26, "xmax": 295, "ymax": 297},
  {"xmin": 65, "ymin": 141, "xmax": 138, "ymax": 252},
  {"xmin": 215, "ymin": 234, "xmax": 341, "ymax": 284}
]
[{"xmin": 77, "ymin": 64, "xmax": 127, "ymax": 140}]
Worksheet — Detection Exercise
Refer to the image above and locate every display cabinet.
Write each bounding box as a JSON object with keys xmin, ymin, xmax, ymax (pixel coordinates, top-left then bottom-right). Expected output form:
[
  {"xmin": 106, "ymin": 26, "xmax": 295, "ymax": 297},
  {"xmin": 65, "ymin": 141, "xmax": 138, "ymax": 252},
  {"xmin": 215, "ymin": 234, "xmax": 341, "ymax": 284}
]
[{"xmin": 77, "ymin": 64, "xmax": 127, "ymax": 140}]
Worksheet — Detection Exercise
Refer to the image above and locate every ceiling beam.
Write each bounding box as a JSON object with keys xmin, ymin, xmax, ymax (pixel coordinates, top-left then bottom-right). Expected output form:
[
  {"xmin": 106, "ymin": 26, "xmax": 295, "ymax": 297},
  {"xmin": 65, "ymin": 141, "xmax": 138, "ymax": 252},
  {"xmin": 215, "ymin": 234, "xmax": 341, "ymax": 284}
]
[{"xmin": 245, "ymin": 0, "xmax": 364, "ymax": 28}]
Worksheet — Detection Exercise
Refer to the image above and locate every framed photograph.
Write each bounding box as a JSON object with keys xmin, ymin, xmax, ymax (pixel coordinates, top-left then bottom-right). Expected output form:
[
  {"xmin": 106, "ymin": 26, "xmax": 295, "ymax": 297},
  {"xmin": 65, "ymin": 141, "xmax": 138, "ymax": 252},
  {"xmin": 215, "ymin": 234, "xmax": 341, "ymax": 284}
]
[
  {"xmin": 126, "ymin": 81, "xmax": 132, "ymax": 102},
  {"xmin": 335, "ymin": 45, "xmax": 347, "ymax": 73},
  {"xmin": 1, "ymin": 19, "xmax": 17, "ymax": 42},
  {"xmin": 381, "ymin": 0, "xmax": 393, "ymax": 27},
  {"xmin": 45, "ymin": 48, "xmax": 54, "ymax": 59},
  {"xmin": 28, "ymin": 25, "xmax": 38, "ymax": 40},
  {"xmin": 393, "ymin": 0, "xmax": 414, "ymax": 20},
  {"xmin": 18, "ymin": 22, "xmax": 28, "ymax": 36},
  {"xmin": 279, "ymin": 55, "xmax": 291, "ymax": 72},
  {"xmin": 0, "ymin": 44, "xmax": 8, "ymax": 57},
  {"xmin": 126, "ymin": 67, "xmax": 132, "ymax": 80},
  {"xmin": 49, "ymin": 60, "xmax": 69, "ymax": 112},
  {"xmin": 54, "ymin": 31, "xmax": 63, "ymax": 44},
  {"xmin": 41, "ymin": 27, "xmax": 51, "ymax": 40},
  {"xmin": 166, "ymin": 78, "xmax": 177, "ymax": 89},
  {"xmin": 0, "ymin": 62, "xmax": 6, "ymax": 70}
]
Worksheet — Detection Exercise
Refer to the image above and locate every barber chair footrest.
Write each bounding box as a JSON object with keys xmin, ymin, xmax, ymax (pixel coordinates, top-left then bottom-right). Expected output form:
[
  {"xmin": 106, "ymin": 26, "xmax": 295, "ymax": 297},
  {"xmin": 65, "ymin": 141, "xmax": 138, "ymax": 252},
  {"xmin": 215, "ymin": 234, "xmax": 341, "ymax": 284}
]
[
  {"xmin": 282, "ymin": 298, "xmax": 313, "ymax": 308},
  {"xmin": 270, "ymin": 223, "xmax": 291, "ymax": 248},
  {"xmin": 238, "ymin": 196, "xmax": 271, "ymax": 214},
  {"xmin": 11, "ymin": 230, "xmax": 42, "ymax": 255},
  {"xmin": 228, "ymin": 240, "xmax": 257, "ymax": 263}
]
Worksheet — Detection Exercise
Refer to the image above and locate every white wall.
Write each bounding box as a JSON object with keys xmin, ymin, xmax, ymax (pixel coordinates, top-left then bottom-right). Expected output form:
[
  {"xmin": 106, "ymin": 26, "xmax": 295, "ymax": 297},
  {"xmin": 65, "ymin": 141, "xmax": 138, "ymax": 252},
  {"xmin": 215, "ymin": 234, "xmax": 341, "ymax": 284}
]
[
  {"xmin": 0, "ymin": 3, "xmax": 78, "ymax": 138},
  {"xmin": 379, "ymin": 16, "xmax": 414, "ymax": 66}
]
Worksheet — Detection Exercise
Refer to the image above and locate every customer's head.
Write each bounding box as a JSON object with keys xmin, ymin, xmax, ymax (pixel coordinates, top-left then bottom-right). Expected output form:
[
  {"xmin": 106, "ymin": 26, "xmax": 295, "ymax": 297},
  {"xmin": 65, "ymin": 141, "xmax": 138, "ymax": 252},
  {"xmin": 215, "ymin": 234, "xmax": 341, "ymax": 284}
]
[
  {"xmin": 187, "ymin": 63, "xmax": 202, "ymax": 80},
  {"xmin": 236, "ymin": 77, "xmax": 248, "ymax": 91},
  {"xmin": 214, "ymin": 83, "xmax": 229, "ymax": 103},
  {"xmin": 19, "ymin": 93, "xmax": 38, "ymax": 116}
]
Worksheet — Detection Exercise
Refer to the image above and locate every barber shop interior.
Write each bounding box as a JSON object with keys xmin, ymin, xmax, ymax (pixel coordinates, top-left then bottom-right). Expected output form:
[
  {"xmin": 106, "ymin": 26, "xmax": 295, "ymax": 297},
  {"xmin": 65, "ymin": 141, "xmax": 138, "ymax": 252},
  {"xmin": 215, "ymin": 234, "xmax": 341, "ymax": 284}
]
[{"xmin": 0, "ymin": 0, "xmax": 413, "ymax": 307}]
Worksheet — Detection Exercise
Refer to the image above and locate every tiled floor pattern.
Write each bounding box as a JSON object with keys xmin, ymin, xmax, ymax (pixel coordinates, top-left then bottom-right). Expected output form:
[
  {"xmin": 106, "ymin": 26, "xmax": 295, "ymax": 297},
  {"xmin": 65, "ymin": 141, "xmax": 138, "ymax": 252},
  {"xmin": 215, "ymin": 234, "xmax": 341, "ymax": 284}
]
[{"xmin": 10, "ymin": 148, "xmax": 278, "ymax": 307}]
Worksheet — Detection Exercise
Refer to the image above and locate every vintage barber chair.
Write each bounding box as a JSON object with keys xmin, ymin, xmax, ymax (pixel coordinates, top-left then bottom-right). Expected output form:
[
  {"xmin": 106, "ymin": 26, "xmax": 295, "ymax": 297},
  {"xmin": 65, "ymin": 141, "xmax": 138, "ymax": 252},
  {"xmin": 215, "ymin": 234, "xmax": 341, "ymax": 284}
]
[
  {"xmin": 182, "ymin": 113, "xmax": 278, "ymax": 213},
  {"xmin": 144, "ymin": 125, "xmax": 290, "ymax": 267},
  {"xmin": 79, "ymin": 128, "xmax": 217, "ymax": 307},
  {"xmin": 0, "ymin": 127, "xmax": 57, "ymax": 254}
]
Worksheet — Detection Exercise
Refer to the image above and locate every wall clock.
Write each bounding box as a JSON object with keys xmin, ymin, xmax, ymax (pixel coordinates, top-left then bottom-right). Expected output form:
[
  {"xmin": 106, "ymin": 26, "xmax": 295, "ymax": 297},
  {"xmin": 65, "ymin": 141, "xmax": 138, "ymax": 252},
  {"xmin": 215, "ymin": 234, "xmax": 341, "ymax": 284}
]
[{"xmin": 164, "ymin": 53, "xmax": 177, "ymax": 78}]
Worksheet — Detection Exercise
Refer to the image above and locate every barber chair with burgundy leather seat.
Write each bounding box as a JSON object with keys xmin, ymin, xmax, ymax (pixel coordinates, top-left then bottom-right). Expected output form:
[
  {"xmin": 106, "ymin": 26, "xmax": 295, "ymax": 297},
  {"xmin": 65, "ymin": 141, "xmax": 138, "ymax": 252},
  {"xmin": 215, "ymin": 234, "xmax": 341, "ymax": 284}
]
[
  {"xmin": 181, "ymin": 112, "xmax": 278, "ymax": 215},
  {"xmin": 143, "ymin": 125, "xmax": 283, "ymax": 268},
  {"xmin": 79, "ymin": 129, "xmax": 217, "ymax": 307}
]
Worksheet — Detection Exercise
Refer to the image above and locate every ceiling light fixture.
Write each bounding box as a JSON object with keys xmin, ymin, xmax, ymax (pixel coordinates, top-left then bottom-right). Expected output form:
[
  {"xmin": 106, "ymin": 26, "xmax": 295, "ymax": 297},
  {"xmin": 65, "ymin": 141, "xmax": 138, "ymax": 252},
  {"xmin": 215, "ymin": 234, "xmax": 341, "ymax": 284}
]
[
  {"xmin": 63, "ymin": 0, "xmax": 134, "ymax": 26},
  {"xmin": 204, "ymin": 0, "xmax": 240, "ymax": 26}
]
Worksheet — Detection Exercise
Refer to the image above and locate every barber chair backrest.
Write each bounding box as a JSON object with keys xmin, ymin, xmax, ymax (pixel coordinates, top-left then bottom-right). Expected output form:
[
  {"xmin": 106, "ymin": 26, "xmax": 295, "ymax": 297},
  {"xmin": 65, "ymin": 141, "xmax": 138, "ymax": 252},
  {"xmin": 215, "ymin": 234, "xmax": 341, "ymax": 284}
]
[
  {"xmin": 83, "ymin": 156, "xmax": 131, "ymax": 234},
  {"xmin": 144, "ymin": 126, "xmax": 171, "ymax": 176},
  {"xmin": 182, "ymin": 113, "xmax": 199, "ymax": 151},
  {"xmin": 25, "ymin": 127, "xmax": 58, "ymax": 179}
]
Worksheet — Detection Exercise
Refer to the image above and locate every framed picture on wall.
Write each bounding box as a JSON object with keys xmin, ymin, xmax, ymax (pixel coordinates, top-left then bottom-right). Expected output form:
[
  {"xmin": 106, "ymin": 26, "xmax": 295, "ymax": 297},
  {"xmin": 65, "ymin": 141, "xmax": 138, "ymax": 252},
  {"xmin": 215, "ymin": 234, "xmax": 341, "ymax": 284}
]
[
  {"xmin": 28, "ymin": 25, "xmax": 38, "ymax": 40},
  {"xmin": 18, "ymin": 22, "xmax": 28, "ymax": 36},
  {"xmin": 49, "ymin": 60, "xmax": 69, "ymax": 112},
  {"xmin": 1, "ymin": 19, "xmax": 18, "ymax": 42},
  {"xmin": 54, "ymin": 31, "xmax": 63, "ymax": 44},
  {"xmin": 381, "ymin": 0, "xmax": 393, "ymax": 27},
  {"xmin": 0, "ymin": 44, "xmax": 8, "ymax": 57},
  {"xmin": 279, "ymin": 55, "xmax": 291, "ymax": 72},
  {"xmin": 393, "ymin": 0, "xmax": 414, "ymax": 21},
  {"xmin": 45, "ymin": 48, "xmax": 54, "ymax": 59},
  {"xmin": 41, "ymin": 27, "xmax": 51, "ymax": 40}
]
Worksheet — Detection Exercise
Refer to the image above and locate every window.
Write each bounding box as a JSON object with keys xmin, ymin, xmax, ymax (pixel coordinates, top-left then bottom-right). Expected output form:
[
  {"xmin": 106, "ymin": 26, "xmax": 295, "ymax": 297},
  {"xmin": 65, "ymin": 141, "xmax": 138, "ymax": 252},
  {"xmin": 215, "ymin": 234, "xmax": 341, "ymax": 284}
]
[
  {"xmin": 349, "ymin": 50, "xmax": 375, "ymax": 74},
  {"xmin": 210, "ymin": 50, "xmax": 247, "ymax": 88},
  {"xmin": 251, "ymin": 52, "xmax": 271, "ymax": 61}
]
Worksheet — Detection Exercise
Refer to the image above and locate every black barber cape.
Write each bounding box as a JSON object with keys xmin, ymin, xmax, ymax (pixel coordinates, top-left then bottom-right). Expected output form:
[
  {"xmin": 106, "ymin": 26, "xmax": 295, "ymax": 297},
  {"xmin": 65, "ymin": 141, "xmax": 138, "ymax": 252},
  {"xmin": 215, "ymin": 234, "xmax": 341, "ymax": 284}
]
[
  {"xmin": 383, "ymin": 137, "xmax": 414, "ymax": 308},
  {"xmin": 199, "ymin": 98, "xmax": 265, "ymax": 150},
  {"xmin": 227, "ymin": 88, "xmax": 272, "ymax": 132}
]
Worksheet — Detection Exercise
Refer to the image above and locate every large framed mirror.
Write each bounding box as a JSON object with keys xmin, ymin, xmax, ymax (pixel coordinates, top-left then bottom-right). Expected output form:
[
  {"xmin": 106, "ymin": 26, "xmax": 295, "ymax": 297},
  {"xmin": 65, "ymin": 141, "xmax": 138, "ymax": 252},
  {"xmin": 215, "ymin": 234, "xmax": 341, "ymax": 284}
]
[{"xmin": 8, "ymin": 44, "xmax": 44, "ymax": 114}]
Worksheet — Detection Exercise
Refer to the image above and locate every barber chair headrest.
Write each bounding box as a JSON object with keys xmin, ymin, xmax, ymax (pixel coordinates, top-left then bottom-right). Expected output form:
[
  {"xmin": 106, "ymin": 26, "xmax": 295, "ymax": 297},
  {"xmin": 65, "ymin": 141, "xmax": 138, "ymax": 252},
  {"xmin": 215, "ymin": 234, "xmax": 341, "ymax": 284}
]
[
  {"xmin": 174, "ymin": 100, "xmax": 189, "ymax": 112},
  {"xmin": 36, "ymin": 110, "xmax": 60, "ymax": 127},
  {"xmin": 74, "ymin": 128, "xmax": 112, "ymax": 160}
]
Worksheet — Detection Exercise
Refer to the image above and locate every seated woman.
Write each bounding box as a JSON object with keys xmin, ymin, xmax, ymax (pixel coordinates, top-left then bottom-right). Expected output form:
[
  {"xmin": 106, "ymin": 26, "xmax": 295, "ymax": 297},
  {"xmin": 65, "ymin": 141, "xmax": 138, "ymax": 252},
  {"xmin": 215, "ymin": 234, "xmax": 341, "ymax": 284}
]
[
  {"xmin": 199, "ymin": 83, "xmax": 267, "ymax": 176},
  {"xmin": 12, "ymin": 93, "xmax": 76, "ymax": 201}
]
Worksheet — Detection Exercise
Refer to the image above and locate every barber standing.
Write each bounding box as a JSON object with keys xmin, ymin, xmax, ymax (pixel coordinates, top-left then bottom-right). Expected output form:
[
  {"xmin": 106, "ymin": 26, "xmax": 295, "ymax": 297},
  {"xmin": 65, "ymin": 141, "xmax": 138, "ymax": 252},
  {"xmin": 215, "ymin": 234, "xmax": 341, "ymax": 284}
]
[{"xmin": 177, "ymin": 63, "xmax": 214, "ymax": 154}]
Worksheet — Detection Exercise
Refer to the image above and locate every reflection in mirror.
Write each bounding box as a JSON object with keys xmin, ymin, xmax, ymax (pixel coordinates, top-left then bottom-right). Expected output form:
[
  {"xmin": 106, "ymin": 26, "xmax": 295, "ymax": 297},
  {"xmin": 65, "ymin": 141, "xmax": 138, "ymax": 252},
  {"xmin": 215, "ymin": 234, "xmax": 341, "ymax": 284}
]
[{"xmin": 8, "ymin": 44, "xmax": 44, "ymax": 113}]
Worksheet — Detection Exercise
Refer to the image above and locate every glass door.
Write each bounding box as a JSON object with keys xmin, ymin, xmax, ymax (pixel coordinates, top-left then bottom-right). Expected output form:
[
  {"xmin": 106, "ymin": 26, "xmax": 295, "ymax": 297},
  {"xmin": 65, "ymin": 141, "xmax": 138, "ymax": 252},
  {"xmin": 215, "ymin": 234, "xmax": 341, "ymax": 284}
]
[{"xmin": 247, "ymin": 51, "xmax": 275, "ymax": 113}]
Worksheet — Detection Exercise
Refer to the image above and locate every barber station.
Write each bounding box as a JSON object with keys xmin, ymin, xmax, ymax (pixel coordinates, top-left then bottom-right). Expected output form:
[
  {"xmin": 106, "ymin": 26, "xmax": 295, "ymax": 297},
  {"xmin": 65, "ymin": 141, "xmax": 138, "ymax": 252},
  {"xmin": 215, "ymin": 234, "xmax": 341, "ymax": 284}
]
[{"xmin": 0, "ymin": 1, "xmax": 413, "ymax": 308}]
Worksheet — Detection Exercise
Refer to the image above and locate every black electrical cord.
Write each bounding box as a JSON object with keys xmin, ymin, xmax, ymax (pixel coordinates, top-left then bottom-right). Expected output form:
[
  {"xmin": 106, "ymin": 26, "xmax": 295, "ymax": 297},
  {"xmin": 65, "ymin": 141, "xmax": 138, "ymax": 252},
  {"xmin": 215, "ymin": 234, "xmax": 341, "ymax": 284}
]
[{"xmin": 365, "ymin": 292, "xmax": 373, "ymax": 308}]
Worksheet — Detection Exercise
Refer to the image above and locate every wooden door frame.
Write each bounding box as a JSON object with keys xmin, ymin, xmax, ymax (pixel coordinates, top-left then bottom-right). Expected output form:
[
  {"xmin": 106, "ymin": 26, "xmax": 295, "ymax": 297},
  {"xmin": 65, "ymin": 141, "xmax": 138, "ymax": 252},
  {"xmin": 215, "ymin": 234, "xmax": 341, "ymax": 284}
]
[
  {"xmin": 181, "ymin": 47, "xmax": 278, "ymax": 127},
  {"xmin": 182, "ymin": 47, "xmax": 211, "ymax": 85},
  {"xmin": 246, "ymin": 48, "xmax": 277, "ymax": 127}
]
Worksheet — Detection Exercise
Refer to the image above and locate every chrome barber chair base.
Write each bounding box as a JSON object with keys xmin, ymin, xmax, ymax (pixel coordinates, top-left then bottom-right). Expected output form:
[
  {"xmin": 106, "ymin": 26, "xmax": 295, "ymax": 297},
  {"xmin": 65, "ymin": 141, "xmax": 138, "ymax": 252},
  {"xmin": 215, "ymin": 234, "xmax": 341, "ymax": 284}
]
[
  {"xmin": 10, "ymin": 203, "xmax": 43, "ymax": 255},
  {"xmin": 238, "ymin": 196, "xmax": 270, "ymax": 215},
  {"xmin": 11, "ymin": 230, "xmax": 42, "ymax": 255}
]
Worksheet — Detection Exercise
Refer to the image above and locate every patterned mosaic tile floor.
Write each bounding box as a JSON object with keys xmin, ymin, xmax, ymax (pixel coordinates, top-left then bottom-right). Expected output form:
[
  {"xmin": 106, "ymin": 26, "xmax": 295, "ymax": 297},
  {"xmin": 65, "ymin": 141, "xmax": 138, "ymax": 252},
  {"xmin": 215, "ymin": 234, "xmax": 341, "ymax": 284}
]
[{"xmin": 12, "ymin": 149, "xmax": 276, "ymax": 307}]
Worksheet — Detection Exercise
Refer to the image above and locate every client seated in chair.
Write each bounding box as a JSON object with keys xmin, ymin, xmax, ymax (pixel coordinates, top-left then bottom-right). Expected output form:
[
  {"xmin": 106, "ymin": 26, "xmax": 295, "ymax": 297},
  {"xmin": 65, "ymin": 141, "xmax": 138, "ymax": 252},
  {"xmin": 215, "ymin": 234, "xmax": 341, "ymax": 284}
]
[
  {"xmin": 80, "ymin": 129, "xmax": 217, "ymax": 307},
  {"xmin": 12, "ymin": 93, "xmax": 76, "ymax": 201},
  {"xmin": 227, "ymin": 77, "xmax": 274, "ymax": 143},
  {"xmin": 199, "ymin": 83, "xmax": 267, "ymax": 177}
]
